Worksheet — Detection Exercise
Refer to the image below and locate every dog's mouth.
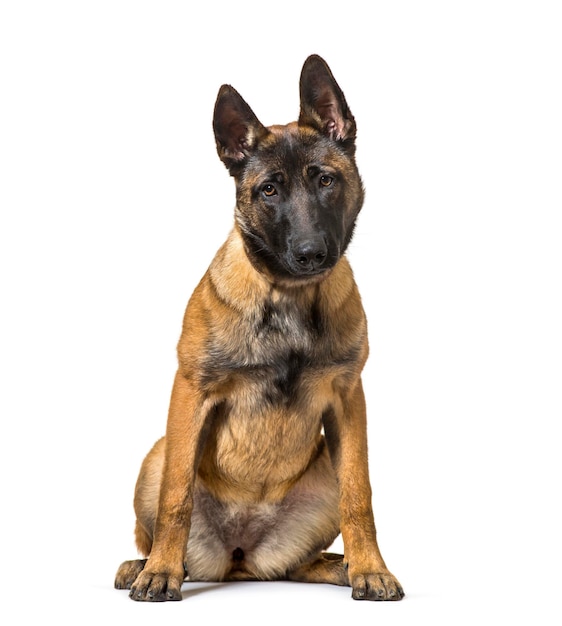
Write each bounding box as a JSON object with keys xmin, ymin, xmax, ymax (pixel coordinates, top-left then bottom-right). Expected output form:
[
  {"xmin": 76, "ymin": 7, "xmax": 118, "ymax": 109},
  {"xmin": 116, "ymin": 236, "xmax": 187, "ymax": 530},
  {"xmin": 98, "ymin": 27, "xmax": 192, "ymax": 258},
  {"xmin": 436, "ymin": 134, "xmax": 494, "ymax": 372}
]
[
  {"xmin": 270, "ymin": 247, "xmax": 343, "ymax": 286},
  {"xmin": 284, "ymin": 256, "xmax": 337, "ymax": 278}
]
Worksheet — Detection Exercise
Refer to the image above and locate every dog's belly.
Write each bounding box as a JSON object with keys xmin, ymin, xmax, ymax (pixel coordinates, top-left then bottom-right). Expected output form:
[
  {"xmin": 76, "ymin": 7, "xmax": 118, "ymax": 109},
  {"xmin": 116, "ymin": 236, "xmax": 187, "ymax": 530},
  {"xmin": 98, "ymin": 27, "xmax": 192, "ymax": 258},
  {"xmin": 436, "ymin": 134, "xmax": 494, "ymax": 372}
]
[
  {"xmin": 188, "ymin": 437, "xmax": 340, "ymax": 581},
  {"xmin": 198, "ymin": 385, "xmax": 329, "ymax": 503}
]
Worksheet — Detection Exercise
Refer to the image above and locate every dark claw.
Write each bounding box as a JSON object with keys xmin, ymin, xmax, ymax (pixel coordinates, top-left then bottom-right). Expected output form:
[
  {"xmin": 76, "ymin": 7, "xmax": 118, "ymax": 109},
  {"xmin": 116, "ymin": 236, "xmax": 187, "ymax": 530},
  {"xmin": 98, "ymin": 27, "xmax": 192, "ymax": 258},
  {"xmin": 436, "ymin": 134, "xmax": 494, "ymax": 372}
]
[{"xmin": 352, "ymin": 588, "xmax": 366, "ymax": 600}]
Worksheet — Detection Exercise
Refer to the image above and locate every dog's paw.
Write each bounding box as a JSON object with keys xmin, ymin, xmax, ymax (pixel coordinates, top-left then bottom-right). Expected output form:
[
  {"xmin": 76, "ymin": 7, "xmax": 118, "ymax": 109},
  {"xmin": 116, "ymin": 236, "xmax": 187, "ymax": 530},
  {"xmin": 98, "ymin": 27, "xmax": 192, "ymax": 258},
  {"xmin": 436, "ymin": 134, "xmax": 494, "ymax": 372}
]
[
  {"xmin": 351, "ymin": 572, "xmax": 404, "ymax": 601},
  {"xmin": 128, "ymin": 568, "xmax": 184, "ymax": 602},
  {"xmin": 114, "ymin": 559, "xmax": 147, "ymax": 590}
]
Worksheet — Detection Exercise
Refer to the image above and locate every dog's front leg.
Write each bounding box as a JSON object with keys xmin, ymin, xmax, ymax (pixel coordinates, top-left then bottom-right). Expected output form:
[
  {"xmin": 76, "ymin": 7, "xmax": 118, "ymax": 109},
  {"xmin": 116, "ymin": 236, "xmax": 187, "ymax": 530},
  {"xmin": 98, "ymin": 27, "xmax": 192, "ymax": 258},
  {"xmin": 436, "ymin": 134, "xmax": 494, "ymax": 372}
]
[
  {"xmin": 328, "ymin": 380, "xmax": 404, "ymax": 601},
  {"xmin": 129, "ymin": 371, "xmax": 213, "ymax": 602}
]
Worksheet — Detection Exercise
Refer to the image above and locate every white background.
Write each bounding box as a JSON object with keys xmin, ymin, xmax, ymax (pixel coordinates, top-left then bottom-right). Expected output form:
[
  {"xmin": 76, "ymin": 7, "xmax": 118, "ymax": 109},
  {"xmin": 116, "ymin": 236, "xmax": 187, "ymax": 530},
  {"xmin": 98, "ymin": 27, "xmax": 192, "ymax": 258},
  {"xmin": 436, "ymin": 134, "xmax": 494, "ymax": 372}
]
[{"xmin": 1, "ymin": 1, "xmax": 561, "ymax": 624}]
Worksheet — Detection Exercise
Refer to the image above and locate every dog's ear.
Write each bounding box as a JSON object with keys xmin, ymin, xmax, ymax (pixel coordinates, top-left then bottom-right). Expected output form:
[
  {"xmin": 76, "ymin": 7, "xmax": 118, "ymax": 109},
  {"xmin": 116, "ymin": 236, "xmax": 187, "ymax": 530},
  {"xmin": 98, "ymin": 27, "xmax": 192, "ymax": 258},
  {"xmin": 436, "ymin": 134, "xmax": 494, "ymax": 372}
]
[
  {"xmin": 299, "ymin": 55, "xmax": 356, "ymax": 148},
  {"xmin": 213, "ymin": 85, "xmax": 269, "ymax": 174}
]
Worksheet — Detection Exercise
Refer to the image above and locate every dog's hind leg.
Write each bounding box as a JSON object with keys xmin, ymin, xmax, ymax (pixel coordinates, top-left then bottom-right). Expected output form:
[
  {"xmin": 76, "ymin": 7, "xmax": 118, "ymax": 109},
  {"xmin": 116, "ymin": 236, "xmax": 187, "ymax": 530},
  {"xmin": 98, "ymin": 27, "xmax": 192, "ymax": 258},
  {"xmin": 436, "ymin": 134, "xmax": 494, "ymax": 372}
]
[
  {"xmin": 287, "ymin": 552, "xmax": 348, "ymax": 586},
  {"xmin": 115, "ymin": 438, "xmax": 169, "ymax": 591},
  {"xmin": 114, "ymin": 520, "xmax": 156, "ymax": 589}
]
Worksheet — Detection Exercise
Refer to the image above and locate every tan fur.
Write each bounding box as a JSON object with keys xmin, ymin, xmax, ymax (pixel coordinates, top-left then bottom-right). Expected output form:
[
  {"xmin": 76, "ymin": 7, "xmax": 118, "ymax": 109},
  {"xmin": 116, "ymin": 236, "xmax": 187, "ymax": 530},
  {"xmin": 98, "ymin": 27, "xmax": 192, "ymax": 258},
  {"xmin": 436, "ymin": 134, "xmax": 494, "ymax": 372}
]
[{"xmin": 114, "ymin": 55, "xmax": 403, "ymax": 602}]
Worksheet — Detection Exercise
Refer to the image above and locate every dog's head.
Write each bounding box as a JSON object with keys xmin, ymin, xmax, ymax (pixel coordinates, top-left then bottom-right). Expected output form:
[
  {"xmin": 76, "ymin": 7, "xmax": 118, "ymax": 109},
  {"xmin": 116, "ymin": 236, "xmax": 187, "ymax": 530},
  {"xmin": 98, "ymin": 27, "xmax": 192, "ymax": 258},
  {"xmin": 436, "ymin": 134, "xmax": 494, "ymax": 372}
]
[{"xmin": 213, "ymin": 55, "xmax": 364, "ymax": 285}]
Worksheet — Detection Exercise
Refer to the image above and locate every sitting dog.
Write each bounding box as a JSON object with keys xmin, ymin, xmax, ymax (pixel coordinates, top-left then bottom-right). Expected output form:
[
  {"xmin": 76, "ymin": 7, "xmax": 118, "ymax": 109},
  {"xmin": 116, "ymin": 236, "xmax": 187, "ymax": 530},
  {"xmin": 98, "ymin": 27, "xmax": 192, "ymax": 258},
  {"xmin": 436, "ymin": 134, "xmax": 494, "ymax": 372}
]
[{"xmin": 114, "ymin": 54, "xmax": 404, "ymax": 602}]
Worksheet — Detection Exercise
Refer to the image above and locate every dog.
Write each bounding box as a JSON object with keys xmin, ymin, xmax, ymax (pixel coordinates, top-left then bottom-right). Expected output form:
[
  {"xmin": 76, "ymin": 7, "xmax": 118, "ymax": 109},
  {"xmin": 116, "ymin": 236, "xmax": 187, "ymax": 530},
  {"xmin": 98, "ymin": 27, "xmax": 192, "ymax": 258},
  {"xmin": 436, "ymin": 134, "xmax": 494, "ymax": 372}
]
[{"xmin": 114, "ymin": 54, "xmax": 404, "ymax": 602}]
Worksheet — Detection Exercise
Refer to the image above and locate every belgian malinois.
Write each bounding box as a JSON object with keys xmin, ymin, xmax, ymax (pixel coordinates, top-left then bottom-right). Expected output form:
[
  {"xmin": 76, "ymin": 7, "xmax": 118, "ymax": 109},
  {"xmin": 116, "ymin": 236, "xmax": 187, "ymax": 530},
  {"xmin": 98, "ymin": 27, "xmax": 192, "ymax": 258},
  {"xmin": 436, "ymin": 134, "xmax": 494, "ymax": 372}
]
[{"xmin": 114, "ymin": 54, "xmax": 404, "ymax": 602}]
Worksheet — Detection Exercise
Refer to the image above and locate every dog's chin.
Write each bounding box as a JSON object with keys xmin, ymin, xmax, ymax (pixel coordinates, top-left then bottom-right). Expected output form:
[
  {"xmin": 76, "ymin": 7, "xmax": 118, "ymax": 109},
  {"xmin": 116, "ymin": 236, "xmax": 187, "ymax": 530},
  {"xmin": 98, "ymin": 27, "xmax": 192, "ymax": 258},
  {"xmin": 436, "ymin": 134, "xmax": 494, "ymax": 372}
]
[
  {"xmin": 272, "ymin": 270, "xmax": 333, "ymax": 289},
  {"xmin": 272, "ymin": 261, "xmax": 337, "ymax": 288}
]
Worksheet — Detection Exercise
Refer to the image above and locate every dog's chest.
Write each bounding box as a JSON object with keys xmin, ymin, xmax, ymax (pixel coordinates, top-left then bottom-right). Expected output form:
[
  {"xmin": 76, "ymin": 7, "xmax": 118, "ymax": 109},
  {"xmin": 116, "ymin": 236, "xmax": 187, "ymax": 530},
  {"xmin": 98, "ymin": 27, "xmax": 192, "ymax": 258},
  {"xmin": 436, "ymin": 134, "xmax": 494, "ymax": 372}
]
[
  {"xmin": 203, "ymin": 294, "xmax": 329, "ymax": 403},
  {"xmin": 257, "ymin": 293, "xmax": 319, "ymax": 347}
]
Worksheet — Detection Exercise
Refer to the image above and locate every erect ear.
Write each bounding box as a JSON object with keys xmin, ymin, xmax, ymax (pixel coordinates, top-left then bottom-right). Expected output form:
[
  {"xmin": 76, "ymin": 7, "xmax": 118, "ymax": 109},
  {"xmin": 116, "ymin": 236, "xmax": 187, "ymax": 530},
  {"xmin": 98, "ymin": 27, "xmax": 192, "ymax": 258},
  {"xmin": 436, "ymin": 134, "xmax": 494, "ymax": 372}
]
[
  {"xmin": 213, "ymin": 84, "xmax": 269, "ymax": 174},
  {"xmin": 298, "ymin": 55, "xmax": 357, "ymax": 146}
]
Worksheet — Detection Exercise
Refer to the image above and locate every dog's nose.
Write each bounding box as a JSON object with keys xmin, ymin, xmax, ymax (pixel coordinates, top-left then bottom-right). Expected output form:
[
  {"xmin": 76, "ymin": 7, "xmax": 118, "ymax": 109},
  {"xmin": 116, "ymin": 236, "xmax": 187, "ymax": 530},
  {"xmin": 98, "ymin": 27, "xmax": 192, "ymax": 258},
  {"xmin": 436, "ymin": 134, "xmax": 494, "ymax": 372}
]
[{"xmin": 292, "ymin": 236, "xmax": 328, "ymax": 272}]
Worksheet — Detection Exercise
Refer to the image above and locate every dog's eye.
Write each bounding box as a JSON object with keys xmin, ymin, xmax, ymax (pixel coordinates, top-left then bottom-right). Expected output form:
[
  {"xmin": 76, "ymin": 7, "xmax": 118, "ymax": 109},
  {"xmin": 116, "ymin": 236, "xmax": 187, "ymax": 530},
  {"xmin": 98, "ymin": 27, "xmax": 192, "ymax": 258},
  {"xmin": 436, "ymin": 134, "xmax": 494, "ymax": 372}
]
[
  {"xmin": 319, "ymin": 175, "xmax": 334, "ymax": 187},
  {"xmin": 262, "ymin": 184, "xmax": 277, "ymax": 197}
]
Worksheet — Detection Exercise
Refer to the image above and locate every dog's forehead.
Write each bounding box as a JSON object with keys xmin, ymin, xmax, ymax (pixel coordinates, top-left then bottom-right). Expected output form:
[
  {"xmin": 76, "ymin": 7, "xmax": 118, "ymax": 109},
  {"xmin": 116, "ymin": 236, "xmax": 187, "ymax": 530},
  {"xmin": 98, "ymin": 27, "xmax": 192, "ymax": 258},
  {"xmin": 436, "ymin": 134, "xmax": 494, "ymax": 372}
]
[
  {"xmin": 248, "ymin": 122, "xmax": 342, "ymax": 174},
  {"xmin": 267, "ymin": 121, "xmax": 319, "ymax": 146}
]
